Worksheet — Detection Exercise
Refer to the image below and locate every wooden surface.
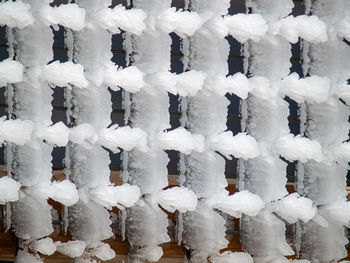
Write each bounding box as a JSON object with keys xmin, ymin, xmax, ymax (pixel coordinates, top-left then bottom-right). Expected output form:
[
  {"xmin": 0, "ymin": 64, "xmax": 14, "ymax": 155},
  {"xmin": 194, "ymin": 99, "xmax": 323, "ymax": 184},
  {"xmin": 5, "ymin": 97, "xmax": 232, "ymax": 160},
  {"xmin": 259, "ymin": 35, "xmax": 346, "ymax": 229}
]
[{"xmin": 0, "ymin": 169, "xmax": 350, "ymax": 262}]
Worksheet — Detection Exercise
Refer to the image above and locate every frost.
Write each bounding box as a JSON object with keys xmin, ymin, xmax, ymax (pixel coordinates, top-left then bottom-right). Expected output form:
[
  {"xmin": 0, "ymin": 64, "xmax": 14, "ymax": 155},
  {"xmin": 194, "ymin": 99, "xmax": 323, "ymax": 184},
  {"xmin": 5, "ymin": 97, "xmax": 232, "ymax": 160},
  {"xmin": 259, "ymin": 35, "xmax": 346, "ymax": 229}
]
[
  {"xmin": 56, "ymin": 240, "xmax": 86, "ymax": 258},
  {"xmin": 50, "ymin": 180, "xmax": 79, "ymax": 207},
  {"xmin": 276, "ymin": 135, "xmax": 323, "ymax": 162},
  {"xmin": 98, "ymin": 125, "xmax": 149, "ymax": 153},
  {"xmin": 158, "ymin": 8, "xmax": 202, "ymax": 36},
  {"xmin": 39, "ymin": 122, "xmax": 70, "ymax": 147},
  {"xmin": 158, "ymin": 127, "xmax": 204, "ymax": 154},
  {"xmin": 96, "ymin": 5, "xmax": 147, "ymax": 35},
  {"xmin": 225, "ymin": 14, "xmax": 268, "ymax": 42},
  {"xmin": 39, "ymin": 4, "xmax": 86, "ymax": 31},
  {"xmin": 281, "ymin": 73, "xmax": 330, "ymax": 104},
  {"xmin": 213, "ymin": 251, "xmax": 253, "ymax": 263},
  {"xmin": 270, "ymin": 193, "xmax": 316, "ymax": 224},
  {"xmin": 174, "ymin": 70, "xmax": 207, "ymax": 96},
  {"xmin": 104, "ymin": 63, "xmax": 145, "ymax": 93},
  {"xmin": 0, "ymin": 176, "xmax": 21, "ymax": 204},
  {"xmin": 0, "ymin": 59, "xmax": 24, "ymax": 86},
  {"xmin": 30, "ymin": 237, "xmax": 56, "ymax": 256},
  {"xmin": 215, "ymin": 190, "xmax": 265, "ymax": 217},
  {"xmin": 208, "ymin": 132, "xmax": 259, "ymax": 159},
  {"xmin": 41, "ymin": 61, "xmax": 89, "ymax": 88},
  {"xmin": 90, "ymin": 184, "xmax": 141, "ymax": 209},
  {"xmin": 159, "ymin": 187, "xmax": 197, "ymax": 213},
  {"xmin": 0, "ymin": 118, "xmax": 33, "ymax": 145},
  {"xmin": 137, "ymin": 246, "xmax": 163, "ymax": 262},
  {"xmin": 273, "ymin": 15, "xmax": 328, "ymax": 43},
  {"xmin": 16, "ymin": 250, "xmax": 43, "ymax": 263},
  {"xmin": 91, "ymin": 242, "xmax": 116, "ymax": 261},
  {"xmin": 0, "ymin": 0, "xmax": 34, "ymax": 28}
]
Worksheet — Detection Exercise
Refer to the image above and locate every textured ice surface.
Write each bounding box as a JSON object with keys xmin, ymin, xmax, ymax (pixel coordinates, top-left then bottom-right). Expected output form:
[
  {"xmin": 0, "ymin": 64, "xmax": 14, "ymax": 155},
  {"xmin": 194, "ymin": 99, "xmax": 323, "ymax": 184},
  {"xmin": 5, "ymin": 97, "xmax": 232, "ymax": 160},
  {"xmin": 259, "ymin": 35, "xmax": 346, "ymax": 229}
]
[{"xmin": 1, "ymin": 0, "xmax": 349, "ymax": 262}]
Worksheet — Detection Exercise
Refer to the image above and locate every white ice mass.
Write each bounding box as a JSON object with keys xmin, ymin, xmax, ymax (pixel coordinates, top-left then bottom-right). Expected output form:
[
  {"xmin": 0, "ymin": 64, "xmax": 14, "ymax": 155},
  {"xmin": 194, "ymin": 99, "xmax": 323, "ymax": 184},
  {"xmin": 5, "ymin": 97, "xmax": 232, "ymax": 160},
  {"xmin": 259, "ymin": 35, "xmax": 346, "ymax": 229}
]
[{"xmin": 0, "ymin": 0, "xmax": 349, "ymax": 262}]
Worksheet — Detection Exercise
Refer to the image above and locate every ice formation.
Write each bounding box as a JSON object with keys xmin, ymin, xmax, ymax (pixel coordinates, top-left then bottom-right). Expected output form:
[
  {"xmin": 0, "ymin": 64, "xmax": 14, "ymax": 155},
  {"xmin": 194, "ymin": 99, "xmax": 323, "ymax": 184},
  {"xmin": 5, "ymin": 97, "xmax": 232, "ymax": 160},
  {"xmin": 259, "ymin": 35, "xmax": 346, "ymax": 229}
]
[{"xmin": 0, "ymin": 0, "xmax": 349, "ymax": 262}]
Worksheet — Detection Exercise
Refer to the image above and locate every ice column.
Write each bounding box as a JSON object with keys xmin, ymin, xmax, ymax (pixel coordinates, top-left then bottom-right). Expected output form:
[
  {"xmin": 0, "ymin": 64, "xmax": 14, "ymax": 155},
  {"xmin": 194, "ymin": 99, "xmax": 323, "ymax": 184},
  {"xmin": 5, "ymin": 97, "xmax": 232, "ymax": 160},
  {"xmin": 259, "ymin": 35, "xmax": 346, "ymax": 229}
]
[
  {"xmin": 299, "ymin": 1, "xmax": 350, "ymax": 261},
  {"xmin": 67, "ymin": 0, "xmax": 116, "ymax": 260},
  {"xmin": 241, "ymin": 1, "xmax": 308, "ymax": 262},
  {"xmin": 181, "ymin": 1, "xmax": 261, "ymax": 261},
  {"xmin": 6, "ymin": 0, "xmax": 71, "ymax": 259},
  {"xmin": 125, "ymin": 1, "xmax": 172, "ymax": 261},
  {"xmin": 10, "ymin": 0, "xmax": 52, "ymax": 248}
]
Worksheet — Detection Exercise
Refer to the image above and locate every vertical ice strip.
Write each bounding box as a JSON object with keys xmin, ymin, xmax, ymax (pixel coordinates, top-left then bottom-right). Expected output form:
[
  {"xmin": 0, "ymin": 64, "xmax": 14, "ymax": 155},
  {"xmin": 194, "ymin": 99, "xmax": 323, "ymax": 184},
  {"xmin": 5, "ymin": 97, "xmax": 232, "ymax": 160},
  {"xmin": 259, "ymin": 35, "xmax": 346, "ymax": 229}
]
[
  {"xmin": 66, "ymin": 0, "xmax": 116, "ymax": 260},
  {"xmin": 180, "ymin": 1, "xmax": 260, "ymax": 261},
  {"xmin": 9, "ymin": 0, "xmax": 55, "ymax": 257},
  {"xmin": 125, "ymin": 0, "xmax": 172, "ymax": 261},
  {"xmin": 240, "ymin": 1, "xmax": 298, "ymax": 262},
  {"xmin": 299, "ymin": 1, "xmax": 350, "ymax": 261}
]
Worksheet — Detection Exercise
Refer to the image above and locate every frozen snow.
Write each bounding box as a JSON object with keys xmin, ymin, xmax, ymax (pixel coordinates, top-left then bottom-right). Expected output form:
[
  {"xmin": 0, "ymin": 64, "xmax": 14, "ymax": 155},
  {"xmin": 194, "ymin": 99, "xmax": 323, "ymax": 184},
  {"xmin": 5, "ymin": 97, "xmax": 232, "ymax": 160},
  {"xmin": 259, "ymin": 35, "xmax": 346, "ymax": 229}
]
[
  {"xmin": 137, "ymin": 246, "xmax": 163, "ymax": 262},
  {"xmin": 16, "ymin": 250, "xmax": 43, "ymax": 263},
  {"xmin": 3, "ymin": 0, "xmax": 350, "ymax": 262},
  {"xmin": 41, "ymin": 61, "xmax": 89, "ymax": 88},
  {"xmin": 0, "ymin": 118, "xmax": 33, "ymax": 146},
  {"xmin": 50, "ymin": 180, "xmax": 79, "ymax": 207},
  {"xmin": 159, "ymin": 187, "xmax": 197, "ymax": 213},
  {"xmin": 281, "ymin": 73, "xmax": 330, "ymax": 104},
  {"xmin": 0, "ymin": 59, "xmax": 24, "ymax": 86},
  {"xmin": 39, "ymin": 4, "xmax": 85, "ymax": 31},
  {"xmin": 0, "ymin": 176, "xmax": 21, "ymax": 204},
  {"xmin": 276, "ymin": 134, "xmax": 323, "ymax": 163},
  {"xmin": 271, "ymin": 193, "xmax": 316, "ymax": 224},
  {"xmin": 69, "ymin": 123, "xmax": 95, "ymax": 148},
  {"xmin": 90, "ymin": 184, "xmax": 141, "ymax": 209},
  {"xmin": 0, "ymin": 0, "xmax": 34, "ymax": 28},
  {"xmin": 215, "ymin": 190, "xmax": 265, "ymax": 217},
  {"xmin": 96, "ymin": 5, "xmax": 147, "ymax": 35},
  {"xmin": 274, "ymin": 15, "xmax": 328, "ymax": 43},
  {"xmin": 91, "ymin": 242, "xmax": 116, "ymax": 261},
  {"xmin": 225, "ymin": 14, "xmax": 268, "ymax": 42},
  {"xmin": 208, "ymin": 132, "xmax": 259, "ymax": 159},
  {"xmin": 39, "ymin": 122, "xmax": 70, "ymax": 147},
  {"xmin": 104, "ymin": 63, "xmax": 145, "ymax": 93},
  {"xmin": 174, "ymin": 70, "xmax": 207, "ymax": 96},
  {"xmin": 56, "ymin": 240, "xmax": 86, "ymax": 258},
  {"xmin": 158, "ymin": 127, "xmax": 204, "ymax": 154},
  {"xmin": 225, "ymin": 73, "xmax": 252, "ymax": 99},
  {"xmin": 158, "ymin": 8, "xmax": 202, "ymax": 36},
  {"xmin": 213, "ymin": 251, "xmax": 253, "ymax": 263},
  {"xmin": 98, "ymin": 125, "xmax": 149, "ymax": 153},
  {"xmin": 30, "ymin": 237, "xmax": 56, "ymax": 256}
]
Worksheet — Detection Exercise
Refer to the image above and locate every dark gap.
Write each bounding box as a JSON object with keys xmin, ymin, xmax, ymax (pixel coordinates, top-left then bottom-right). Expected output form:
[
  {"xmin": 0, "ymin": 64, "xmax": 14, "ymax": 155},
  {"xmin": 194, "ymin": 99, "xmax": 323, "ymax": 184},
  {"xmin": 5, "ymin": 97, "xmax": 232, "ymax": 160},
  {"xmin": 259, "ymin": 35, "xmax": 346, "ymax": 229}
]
[
  {"xmin": 52, "ymin": 147, "xmax": 65, "ymax": 170},
  {"xmin": 228, "ymin": 0, "xmax": 246, "ymax": 15},
  {"xmin": 291, "ymin": 0, "xmax": 305, "ymax": 16},
  {"xmin": 225, "ymin": 157, "xmax": 238, "ymax": 178},
  {"xmin": 50, "ymin": 0, "xmax": 69, "ymax": 7},
  {"xmin": 226, "ymin": 35, "xmax": 242, "ymax": 57},
  {"xmin": 166, "ymin": 150, "xmax": 179, "ymax": 175},
  {"xmin": 109, "ymin": 150, "xmax": 122, "ymax": 171},
  {"xmin": 228, "ymin": 58, "xmax": 244, "ymax": 75},
  {"xmin": 110, "ymin": 88, "xmax": 123, "ymax": 112},
  {"xmin": 110, "ymin": 0, "xmax": 128, "ymax": 8},
  {"xmin": 171, "ymin": 0, "xmax": 185, "ymax": 10}
]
